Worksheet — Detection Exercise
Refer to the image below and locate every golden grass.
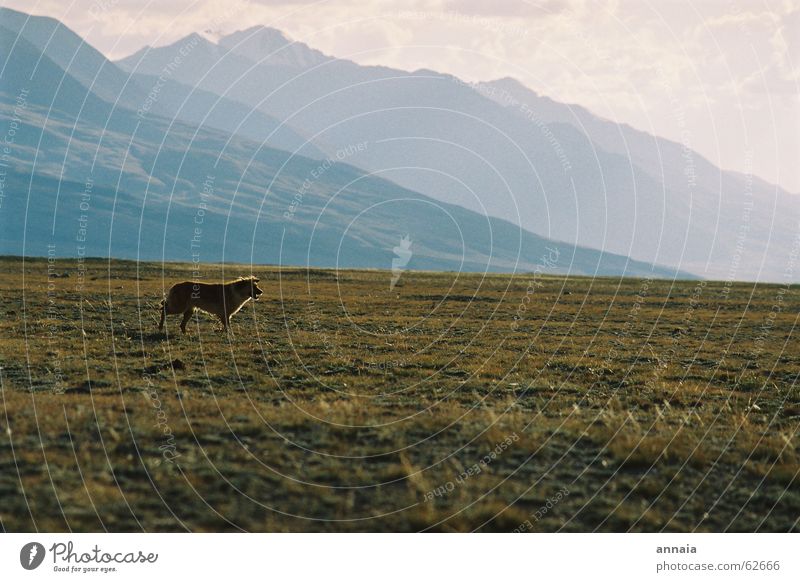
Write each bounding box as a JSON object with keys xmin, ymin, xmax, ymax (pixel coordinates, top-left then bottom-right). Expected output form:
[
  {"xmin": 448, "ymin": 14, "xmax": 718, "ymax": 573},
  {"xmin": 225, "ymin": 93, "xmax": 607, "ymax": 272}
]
[{"xmin": 0, "ymin": 257, "xmax": 798, "ymax": 531}]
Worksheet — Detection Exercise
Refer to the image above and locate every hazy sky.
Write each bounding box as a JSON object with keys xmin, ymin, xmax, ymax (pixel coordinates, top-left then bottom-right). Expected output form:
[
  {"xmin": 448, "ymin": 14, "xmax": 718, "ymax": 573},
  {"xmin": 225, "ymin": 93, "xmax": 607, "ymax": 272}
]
[{"xmin": 7, "ymin": 0, "xmax": 799, "ymax": 193}]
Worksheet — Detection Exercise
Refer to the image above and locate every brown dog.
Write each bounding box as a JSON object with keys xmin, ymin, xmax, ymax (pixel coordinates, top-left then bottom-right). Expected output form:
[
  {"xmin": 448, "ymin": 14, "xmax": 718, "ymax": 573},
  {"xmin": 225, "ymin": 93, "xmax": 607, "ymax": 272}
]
[{"xmin": 159, "ymin": 276, "xmax": 263, "ymax": 333}]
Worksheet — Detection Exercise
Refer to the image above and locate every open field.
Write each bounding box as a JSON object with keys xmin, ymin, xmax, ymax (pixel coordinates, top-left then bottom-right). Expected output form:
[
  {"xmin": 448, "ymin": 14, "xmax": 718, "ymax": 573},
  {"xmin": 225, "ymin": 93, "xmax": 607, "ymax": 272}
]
[{"xmin": 0, "ymin": 256, "xmax": 798, "ymax": 532}]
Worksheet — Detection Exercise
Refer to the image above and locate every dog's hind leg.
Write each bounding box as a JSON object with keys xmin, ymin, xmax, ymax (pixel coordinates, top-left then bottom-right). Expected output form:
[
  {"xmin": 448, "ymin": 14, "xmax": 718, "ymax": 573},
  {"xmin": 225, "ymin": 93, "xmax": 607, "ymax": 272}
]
[
  {"xmin": 180, "ymin": 308, "xmax": 194, "ymax": 334},
  {"xmin": 218, "ymin": 314, "xmax": 231, "ymax": 335}
]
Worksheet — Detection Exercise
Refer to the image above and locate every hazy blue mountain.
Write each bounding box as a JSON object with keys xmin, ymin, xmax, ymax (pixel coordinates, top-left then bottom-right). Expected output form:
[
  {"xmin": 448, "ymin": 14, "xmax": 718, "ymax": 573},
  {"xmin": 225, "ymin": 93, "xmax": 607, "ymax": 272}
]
[
  {"xmin": 0, "ymin": 8, "xmax": 321, "ymax": 158},
  {"xmin": 479, "ymin": 77, "xmax": 800, "ymax": 281},
  {"xmin": 0, "ymin": 19, "xmax": 687, "ymax": 279},
  {"xmin": 116, "ymin": 26, "xmax": 799, "ymax": 282},
  {"xmin": 218, "ymin": 26, "xmax": 331, "ymax": 68}
]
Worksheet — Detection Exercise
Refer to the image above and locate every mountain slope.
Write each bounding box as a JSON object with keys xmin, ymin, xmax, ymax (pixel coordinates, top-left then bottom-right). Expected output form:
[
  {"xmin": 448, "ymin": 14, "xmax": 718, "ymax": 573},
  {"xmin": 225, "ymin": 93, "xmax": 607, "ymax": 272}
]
[
  {"xmin": 218, "ymin": 26, "xmax": 331, "ymax": 68},
  {"xmin": 0, "ymin": 7, "xmax": 321, "ymax": 158},
  {"xmin": 0, "ymin": 21, "xmax": 686, "ymax": 279},
  {"xmin": 116, "ymin": 26, "xmax": 799, "ymax": 282}
]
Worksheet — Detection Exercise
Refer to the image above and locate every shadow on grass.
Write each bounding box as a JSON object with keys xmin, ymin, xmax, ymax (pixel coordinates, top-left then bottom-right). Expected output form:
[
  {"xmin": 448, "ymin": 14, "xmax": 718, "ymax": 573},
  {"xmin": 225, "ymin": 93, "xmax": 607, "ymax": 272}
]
[{"xmin": 139, "ymin": 331, "xmax": 168, "ymax": 343}]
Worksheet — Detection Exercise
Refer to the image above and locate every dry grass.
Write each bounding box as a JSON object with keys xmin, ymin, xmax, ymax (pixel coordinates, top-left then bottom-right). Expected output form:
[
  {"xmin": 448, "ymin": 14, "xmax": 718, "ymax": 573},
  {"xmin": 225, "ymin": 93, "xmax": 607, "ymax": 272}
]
[{"xmin": 0, "ymin": 257, "xmax": 798, "ymax": 531}]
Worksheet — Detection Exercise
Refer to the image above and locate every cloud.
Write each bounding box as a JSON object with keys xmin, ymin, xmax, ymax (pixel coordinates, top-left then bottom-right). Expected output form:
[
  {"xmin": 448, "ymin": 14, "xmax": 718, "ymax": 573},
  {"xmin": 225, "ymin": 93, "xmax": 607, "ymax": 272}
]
[
  {"xmin": 773, "ymin": 9, "xmax": 800, "ymax": 83},
  {"xmin": 442, "ymin": 0, "xmax": 567, "ymax": 18}
]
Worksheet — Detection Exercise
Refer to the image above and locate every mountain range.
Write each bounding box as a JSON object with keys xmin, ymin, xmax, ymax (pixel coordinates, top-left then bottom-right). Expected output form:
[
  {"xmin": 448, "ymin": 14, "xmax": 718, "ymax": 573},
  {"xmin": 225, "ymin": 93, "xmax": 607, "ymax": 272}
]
[
  {"xmin": 117, "ymin": 24, "xmax": 799, "ymax": 283},
  {"xmin": 2, "ymin": 7, "xmax": 795, "ymax": 281}
]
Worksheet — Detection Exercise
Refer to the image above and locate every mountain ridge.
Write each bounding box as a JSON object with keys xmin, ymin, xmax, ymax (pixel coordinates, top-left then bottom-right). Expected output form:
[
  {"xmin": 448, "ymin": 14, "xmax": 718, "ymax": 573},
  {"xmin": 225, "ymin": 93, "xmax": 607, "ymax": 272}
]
[
  {"xmin": 0, "ymin": 7, "xmax": 323, "ymax": 158},
  {"xmin": 112, "ymin": 25, "xmax": 799, "ymax": 282},
  {"xmin": 0, "ymin": 12, "xmax": 690, "ymax": 280}
]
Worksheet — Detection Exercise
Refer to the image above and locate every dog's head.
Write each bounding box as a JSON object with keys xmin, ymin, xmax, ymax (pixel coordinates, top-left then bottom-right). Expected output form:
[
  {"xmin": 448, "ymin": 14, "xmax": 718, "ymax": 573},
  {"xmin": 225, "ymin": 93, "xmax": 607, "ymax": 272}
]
[
  {"xmin": 233, "ymin": 276, "xmax": 263, "ymax": 301},
  {"xmin": 247, "ymin": 277, "xmax": 263, "ymax": 300}
]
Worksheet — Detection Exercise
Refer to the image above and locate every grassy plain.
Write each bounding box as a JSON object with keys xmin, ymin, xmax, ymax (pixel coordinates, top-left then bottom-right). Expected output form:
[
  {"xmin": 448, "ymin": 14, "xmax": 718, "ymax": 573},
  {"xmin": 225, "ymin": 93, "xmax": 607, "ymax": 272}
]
[{"xmin": 0, "ymin": 256, "xmax": 798, "ymax": 531}]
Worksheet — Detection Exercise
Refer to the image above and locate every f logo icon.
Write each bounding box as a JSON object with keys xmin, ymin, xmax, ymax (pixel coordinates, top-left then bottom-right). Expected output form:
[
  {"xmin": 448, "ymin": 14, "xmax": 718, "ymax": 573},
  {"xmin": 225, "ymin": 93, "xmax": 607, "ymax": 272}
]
[{"xmin": 20, "ymin": 542, "xmax": 46, "ymax": 570}]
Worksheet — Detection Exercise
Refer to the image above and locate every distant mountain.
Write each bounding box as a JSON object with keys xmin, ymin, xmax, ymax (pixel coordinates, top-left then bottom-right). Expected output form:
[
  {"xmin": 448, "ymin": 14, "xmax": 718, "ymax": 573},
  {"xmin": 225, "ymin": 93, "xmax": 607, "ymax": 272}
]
[
  {"xmin": 0, "ymin": 13, "xmax": 685, "ymax": 280},
  {"xmin": 0, "ymin": 7, "xmax": 322, "ymax": 158},
  {"xmin": 116, "ymin": 26, "xmax": 799, "ymax": 282},
  {"xmin": 218, "ymin": 26, "xmax": 331, "ymax": 68}
]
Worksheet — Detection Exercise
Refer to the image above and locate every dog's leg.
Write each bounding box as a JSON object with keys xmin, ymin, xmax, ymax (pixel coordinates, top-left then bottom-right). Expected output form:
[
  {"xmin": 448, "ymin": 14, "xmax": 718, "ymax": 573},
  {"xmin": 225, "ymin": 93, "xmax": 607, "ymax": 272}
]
[
  {"xmin": 158, "ymin": 300, "xmax": 166, "ymax": 331},
  {"xmin": 180, "ymin": 308, "xmax": 193, "ymax": 334}
]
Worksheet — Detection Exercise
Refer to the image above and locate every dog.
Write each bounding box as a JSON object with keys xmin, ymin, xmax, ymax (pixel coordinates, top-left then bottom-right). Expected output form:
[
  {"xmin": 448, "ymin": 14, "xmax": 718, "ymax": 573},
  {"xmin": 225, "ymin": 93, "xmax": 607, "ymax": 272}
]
[{"xmin": 159, "ymin": 276, "xmax": 263, "ymax": 333}]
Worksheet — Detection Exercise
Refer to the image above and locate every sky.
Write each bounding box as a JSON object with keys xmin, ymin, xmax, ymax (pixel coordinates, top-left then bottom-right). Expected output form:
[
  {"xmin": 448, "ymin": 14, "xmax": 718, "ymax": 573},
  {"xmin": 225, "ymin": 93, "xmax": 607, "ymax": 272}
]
[{"xmin": 6, "ymin": 0, "xmax": 799, "ymax": 193}]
